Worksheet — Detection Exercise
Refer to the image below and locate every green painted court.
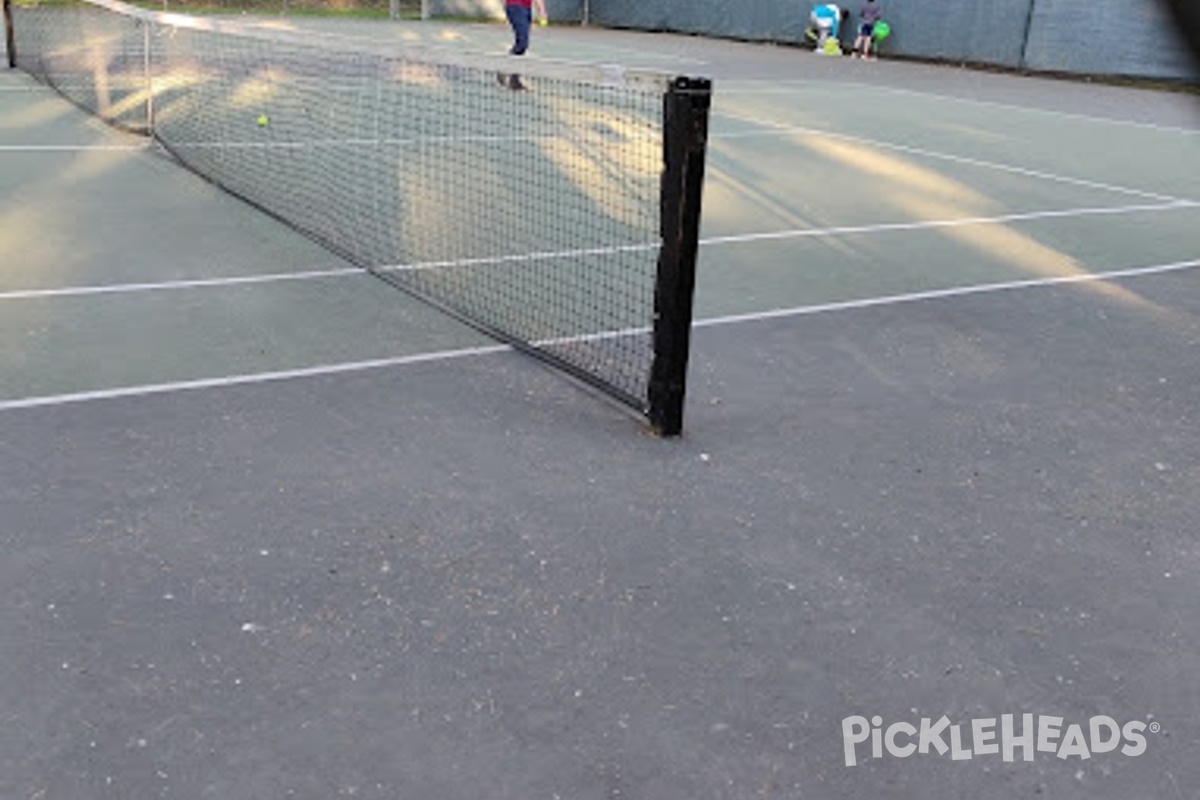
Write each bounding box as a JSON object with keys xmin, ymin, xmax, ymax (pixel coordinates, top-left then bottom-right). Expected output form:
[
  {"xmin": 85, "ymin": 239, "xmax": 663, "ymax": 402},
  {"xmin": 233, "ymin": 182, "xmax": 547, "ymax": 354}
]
[{"xmin": 2, "ymin": 10, "xmax": 1198, "ymax": 800}]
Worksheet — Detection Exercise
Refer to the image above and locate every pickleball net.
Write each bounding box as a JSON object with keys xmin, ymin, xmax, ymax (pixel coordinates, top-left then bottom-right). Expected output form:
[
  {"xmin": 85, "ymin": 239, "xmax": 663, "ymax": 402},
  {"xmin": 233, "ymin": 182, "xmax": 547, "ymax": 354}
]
[{"xmin": 4, "ymin": 0, "xmax": 710, "ymax": 435}]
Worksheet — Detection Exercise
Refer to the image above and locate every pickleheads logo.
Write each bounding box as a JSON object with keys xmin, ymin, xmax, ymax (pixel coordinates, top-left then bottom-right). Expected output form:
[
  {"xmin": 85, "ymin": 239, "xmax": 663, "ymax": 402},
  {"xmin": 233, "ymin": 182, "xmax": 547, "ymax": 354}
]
[{"xmin": 842, "ymin": 714, "xmax": 1157, "ymax": 767}]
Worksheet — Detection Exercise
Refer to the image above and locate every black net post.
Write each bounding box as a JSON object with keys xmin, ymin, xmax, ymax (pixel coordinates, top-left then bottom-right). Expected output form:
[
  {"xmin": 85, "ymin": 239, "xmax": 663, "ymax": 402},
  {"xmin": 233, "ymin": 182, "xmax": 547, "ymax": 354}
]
[
  {"xmin": 4, "ymin": 0, "xmax": 15, "ymax": 69},
  {"xmin": 648, "ymin": 76, "xmax": 711, "ymax": 437}
]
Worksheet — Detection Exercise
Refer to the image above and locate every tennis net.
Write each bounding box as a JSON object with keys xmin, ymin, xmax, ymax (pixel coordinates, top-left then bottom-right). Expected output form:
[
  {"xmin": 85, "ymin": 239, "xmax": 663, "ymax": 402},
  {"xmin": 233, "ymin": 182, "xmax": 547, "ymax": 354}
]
[{"xmin": 5, "ymin": 0, "xmax": 710, "ymax": 435}]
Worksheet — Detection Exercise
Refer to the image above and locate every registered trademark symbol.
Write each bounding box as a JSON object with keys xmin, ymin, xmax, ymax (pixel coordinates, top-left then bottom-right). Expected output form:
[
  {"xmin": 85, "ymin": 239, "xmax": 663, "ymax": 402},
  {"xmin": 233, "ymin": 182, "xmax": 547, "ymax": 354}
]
[{"xmin": 1149, "ymin": 722, "xmax": 1161, "ymax": 734}]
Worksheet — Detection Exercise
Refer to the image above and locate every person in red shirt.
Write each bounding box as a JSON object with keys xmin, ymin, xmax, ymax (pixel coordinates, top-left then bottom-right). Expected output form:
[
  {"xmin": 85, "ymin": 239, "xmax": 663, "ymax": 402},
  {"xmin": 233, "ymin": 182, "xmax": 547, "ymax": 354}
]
[{"xmin": 500, "ymin": 0, "xmax": 548, "ymax": 90}]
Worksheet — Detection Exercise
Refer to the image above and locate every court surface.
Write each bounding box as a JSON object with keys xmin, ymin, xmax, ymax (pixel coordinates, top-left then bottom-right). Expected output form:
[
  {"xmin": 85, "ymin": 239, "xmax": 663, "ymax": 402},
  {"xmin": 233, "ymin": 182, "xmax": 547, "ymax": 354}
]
[{"xmin": 2, "ymin": 18, "xmax": 1199, "ymax": 800}]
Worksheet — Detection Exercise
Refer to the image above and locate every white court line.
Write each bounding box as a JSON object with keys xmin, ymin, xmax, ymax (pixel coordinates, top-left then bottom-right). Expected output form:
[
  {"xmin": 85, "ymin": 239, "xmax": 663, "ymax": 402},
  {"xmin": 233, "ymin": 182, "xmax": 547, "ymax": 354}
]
[
  {"xmin": 0, "ymin": 247, "xmax": 659, "ymax": 300},
  {"xmin": 3, "ymin": 257, "xmax": 1199, "ymax": 414},
  {"xmin": 0, "ymin": 143, "xmax": 152, "ymax": 152},
  {"xmin": 0, "ymin": 267, "xmax": 363, "ymax": 301},
  {"xmin": 5, "ymin": 122, "xmax": 1181, "ymax": 205},
  {"xmin": 695, "ymin": 258, "xmax": 1200, "ymax": 329},
  {"xmin": 710, "ymin": 120, "xmax": 1193, "ymax": 204},
  {"xmin": 698, "ymin": 200, "xmax": 1198, "ymax": 247},
  {"xmin": 0, "ymin": 344, "xmax": 510, "ymax": 412},
  {"xmin": 718, "ymin": 79, "xmax": 1200, "ymax": 135},
  {"xmin": 2, "ymin": 200, "xmax": 1194, "ymax": 301}
]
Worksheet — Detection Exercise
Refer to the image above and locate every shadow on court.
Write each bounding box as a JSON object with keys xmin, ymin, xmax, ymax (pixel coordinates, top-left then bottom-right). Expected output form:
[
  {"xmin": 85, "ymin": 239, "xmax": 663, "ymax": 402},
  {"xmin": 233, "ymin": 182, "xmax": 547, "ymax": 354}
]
[{"xmin": 2, "ymin": 25, "xmax": 1199, "ymax": 800}]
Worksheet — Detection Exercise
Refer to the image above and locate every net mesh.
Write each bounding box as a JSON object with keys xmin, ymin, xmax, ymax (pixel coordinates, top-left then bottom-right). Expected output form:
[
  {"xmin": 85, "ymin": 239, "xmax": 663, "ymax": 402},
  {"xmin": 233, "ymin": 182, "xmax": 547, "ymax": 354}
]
[
  {"xmin": 9, "ymin": 0, "xmax": 706, "ymax": 420},
  {"xmin": 134, "ymin": 1, "xmax": 425, "ymax": 16}
]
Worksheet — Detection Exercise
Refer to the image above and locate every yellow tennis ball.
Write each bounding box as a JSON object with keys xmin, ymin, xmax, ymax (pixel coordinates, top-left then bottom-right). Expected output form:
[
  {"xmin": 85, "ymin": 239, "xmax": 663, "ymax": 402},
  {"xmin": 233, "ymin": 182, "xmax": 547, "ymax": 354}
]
[
  {"xmin": 257, "ymin": 114, "xmax": 269, "ymax": 127},
  {"xmin": 538, "ymin": 17, "xmax": 547, "ymax": 26}
]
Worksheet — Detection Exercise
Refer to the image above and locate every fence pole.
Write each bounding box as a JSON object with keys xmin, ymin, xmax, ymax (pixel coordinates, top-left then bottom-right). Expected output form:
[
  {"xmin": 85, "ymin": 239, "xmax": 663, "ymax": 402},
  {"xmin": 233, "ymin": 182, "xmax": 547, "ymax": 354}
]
[{"xmin": 4, "ymin": 0, "xmax": 16, "ymax": 69}]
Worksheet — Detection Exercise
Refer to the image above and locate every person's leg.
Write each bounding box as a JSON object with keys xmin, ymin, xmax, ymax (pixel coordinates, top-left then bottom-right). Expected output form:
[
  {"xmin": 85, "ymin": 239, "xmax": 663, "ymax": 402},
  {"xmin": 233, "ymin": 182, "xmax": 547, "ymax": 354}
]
[
  {"xmin": 504, "ymin": 5, "xmax": 532, "ymax": 88},
  {"xmin": 862, "ymin": 23, "xmax": 873, "ymax": 57},
  {"xmin": 507, "ymin": 4, "xmax": 531, "ymax": 55},
  {"xmin": 819, "ymin": 19, "xmax": 835, "ymax": 50}
]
